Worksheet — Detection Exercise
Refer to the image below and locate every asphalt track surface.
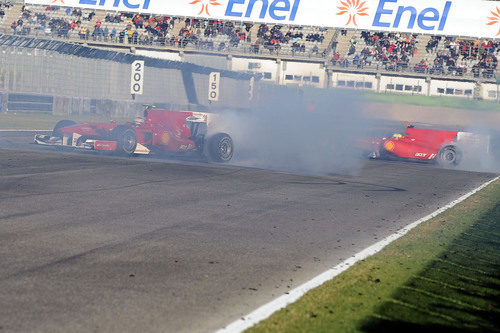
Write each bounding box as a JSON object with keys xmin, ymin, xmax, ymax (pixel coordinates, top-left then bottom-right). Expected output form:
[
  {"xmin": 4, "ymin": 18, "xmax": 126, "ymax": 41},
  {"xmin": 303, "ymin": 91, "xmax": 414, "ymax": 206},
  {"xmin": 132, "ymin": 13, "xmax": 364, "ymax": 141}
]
[{"xmin": 0, "ymin": 131, "xmax": 497, "ymax": 332}]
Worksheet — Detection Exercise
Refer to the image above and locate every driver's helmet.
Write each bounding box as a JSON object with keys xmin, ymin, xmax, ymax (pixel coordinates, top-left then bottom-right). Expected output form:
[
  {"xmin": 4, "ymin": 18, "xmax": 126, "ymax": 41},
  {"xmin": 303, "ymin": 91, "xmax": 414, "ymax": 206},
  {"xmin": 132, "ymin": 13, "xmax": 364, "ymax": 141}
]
[
  {"xmin": 134, "ymin": 116, "xmax": 145, "ymax": 125},
  {"xmin": 392, "ymin": 133, "xmax": 403, "ymax": 139}
]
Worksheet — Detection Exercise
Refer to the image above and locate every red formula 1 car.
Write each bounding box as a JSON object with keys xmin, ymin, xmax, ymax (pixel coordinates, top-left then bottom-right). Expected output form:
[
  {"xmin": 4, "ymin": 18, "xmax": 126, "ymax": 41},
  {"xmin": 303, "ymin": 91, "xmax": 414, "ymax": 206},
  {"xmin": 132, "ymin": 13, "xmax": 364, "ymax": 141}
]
[
  {"xmin": 369, "ymin": 125, "xmax": 490, "ymax": 167},
  {"xmin": 34, "ymin": 107, "xmax": 234, "ymax": 162}
]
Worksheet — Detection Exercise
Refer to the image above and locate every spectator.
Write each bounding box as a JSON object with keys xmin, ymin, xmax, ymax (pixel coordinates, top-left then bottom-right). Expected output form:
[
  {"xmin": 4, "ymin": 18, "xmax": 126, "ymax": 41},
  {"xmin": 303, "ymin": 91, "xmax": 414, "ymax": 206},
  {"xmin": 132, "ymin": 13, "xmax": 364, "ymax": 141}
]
[
  {"xmin": 312, "ymin": 44, "xmax": 319, "ymax": 55},
  {"xmin": 353, "ymin": 53, "xmax": 360, "ymax": 64},
  {"xmin": 103, "ymin": 26, "xmax": 109, "ymax": 41},
  {"xmin": 332, "ymin": 52, "xmax": 340, "ymax": 65},
  {"xmin": 10, "ymin": 21, "xmax": 17, "ymax": 34},
  {"xmin": 426, "ymin": 36, "xmax": 440, "ymax": 53}
]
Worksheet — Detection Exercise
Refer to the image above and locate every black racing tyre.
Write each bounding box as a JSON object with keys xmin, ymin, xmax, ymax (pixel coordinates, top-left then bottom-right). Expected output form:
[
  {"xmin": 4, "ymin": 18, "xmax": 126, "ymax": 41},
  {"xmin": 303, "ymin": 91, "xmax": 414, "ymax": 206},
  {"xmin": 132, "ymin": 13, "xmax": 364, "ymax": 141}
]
[
  {"xmin": 207, "ymin": 133, "xmax": 234, "ymax": 163},
  {"xmin": 111, "ymin": 125, "xmax": 137, "ymax": 156},
  {"xmin": 437, "ymin": 145, "xmax": 461, "ymax": 167},
  {"xmin": 52, "ymin": 120, "xmax": 76, "ymax": 137}
]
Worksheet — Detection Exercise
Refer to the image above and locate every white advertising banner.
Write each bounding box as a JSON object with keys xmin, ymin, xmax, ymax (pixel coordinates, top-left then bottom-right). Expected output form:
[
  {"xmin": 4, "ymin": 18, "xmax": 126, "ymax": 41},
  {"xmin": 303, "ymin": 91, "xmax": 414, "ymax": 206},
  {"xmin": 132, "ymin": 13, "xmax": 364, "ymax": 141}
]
[{"xmin": 25, "ymin": 0, "xmax": 500, "ymax": 39}]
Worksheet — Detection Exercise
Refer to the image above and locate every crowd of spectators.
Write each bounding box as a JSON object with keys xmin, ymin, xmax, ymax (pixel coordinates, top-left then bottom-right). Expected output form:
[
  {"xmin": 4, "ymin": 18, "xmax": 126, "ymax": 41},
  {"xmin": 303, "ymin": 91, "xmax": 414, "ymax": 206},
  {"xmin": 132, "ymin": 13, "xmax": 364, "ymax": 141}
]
[
  {"xmin": 250, "ymin": 24, "xmax": 325, "ymax": 55},
  {"xmin": 329, "ymin": 31, "xmax": 498, "ymax": 79},
  {"xmin": 363, "ymin": 32, "xmax": 415, "ymax": 70},
  {"xmin": 422, "ymin": 36, "xmax": 499, "ymax": 78},
  {"xmin": 121, "ymin": 14, "xmax": 177, "ymax": 45},
  {"xmin": 10, "ymin": 5, "xmax": 94, "ymax": 38},
  {"xmin": 253, "ymin": 24, "xmax": 286, "ymax": 53},
  {"xmin": 183, "ymin": 19, "xmax": 249, "ymax": 50},
  {"xmin": 99, "ymin": 18, "xmax": 321, "ymax": 55},
  {"xmin": 332, "ymin": 31, "xmax": 417, "ymax": 71},
  {"xmin": 6, "ymin": 4, "xmax": 498, "ymax": 79},
  {"xmin": 89, "ymin": 15, "xmax": 250, "ymax": 49},
  {"xmin": 4, "ymin": 4, "xmax": 324, "ymax": 56},
  {"xmin": 105, "ymin": 13, "xmax": 124, "ymax": 24},
  {"xmin": 0, "ymin": 3, "xmax": 13, "ymax": 19},
  {"xmin": 111, "ymin": 18, "xmax": 319, "ymax": 53},
  {"xmin": 306, "ymin": 31, "xmax": 324, "ymax": 43},
  {"xmin": 135, "ymin": 18, "xmax": 250, "ymax": 50}
]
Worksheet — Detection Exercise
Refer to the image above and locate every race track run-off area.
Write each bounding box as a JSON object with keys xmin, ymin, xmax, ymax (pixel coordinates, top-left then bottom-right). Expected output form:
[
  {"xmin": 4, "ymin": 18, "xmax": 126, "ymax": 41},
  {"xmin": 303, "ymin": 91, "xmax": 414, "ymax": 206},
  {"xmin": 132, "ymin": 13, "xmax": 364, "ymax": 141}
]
[{"xmin": 0, "ymin": 131, "xmax": 497, "ymax": 332}]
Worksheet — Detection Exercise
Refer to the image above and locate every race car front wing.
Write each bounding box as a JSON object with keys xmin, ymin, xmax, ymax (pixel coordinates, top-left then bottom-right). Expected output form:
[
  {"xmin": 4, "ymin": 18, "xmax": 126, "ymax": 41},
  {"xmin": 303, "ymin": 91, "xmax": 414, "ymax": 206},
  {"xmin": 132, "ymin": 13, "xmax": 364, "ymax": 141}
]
[{"xmin": 34, "ymin": 134, "xmax": 150, "ymax": 154}]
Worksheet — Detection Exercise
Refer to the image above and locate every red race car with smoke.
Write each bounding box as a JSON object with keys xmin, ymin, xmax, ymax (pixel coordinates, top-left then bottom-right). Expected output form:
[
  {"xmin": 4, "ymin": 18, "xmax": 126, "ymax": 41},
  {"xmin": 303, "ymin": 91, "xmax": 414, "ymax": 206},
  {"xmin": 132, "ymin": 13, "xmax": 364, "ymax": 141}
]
[
  {"xmin": 34, "ymin": 106, "xmax": 234, "ymax": 162},
  {"xmin": 368, "ymin": 125, "xmax": 490, "ymax": 167}
]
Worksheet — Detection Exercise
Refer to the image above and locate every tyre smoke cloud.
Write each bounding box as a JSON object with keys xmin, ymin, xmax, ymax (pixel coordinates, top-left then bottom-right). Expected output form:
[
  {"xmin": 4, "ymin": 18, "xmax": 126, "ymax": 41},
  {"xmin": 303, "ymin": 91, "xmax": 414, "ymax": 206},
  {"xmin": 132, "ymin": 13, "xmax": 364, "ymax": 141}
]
[
  {"xmin": 456, "ymin": 124, "xmax": 500, "ymax": 174},
  {"xmin": 217, "ymin": 88, "xmax": 373, "ymax": 176}
]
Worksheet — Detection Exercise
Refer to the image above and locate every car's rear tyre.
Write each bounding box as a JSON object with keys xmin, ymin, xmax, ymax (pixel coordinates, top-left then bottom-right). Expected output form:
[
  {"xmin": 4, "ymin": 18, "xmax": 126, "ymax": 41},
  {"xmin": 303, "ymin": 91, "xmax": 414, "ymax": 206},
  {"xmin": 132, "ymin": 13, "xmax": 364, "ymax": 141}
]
[
  {"xmin": 437, "ymin": 145, "xmax": 461, "ymax": 167},
  {"xmin": 207, "ymin": 133, "xmax": 233, "ymax": 163},
  {"xmin": 111, "ymin": 125, "xmax": 137, "ymax": 156},
  {"xmin": 53, "ymin": 120, "xmax": 76, "ymax": 137}
]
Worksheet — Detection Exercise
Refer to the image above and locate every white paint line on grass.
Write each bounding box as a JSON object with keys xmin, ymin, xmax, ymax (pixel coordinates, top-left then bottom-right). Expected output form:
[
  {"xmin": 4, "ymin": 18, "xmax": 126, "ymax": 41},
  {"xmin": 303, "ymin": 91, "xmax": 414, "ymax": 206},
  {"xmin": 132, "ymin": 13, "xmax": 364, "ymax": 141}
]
[{"xmin": 217, "ymin": 176, "xmax": 500, "ymax": 333}]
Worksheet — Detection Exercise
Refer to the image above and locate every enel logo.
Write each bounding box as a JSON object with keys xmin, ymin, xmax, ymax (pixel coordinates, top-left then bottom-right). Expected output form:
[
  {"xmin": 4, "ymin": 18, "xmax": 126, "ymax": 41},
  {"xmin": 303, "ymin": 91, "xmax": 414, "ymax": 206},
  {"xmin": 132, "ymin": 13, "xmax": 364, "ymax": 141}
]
[
  {"xmin": 79, "ymin": 0, "xmax": 151, "ymax": 10},
  {"xmin": 373, "ymin": 0, "xmax": 452, "ymax": 31},
  {"xmin": 225, "ymin": 0, "xmax": 301, "ymax": 21}
]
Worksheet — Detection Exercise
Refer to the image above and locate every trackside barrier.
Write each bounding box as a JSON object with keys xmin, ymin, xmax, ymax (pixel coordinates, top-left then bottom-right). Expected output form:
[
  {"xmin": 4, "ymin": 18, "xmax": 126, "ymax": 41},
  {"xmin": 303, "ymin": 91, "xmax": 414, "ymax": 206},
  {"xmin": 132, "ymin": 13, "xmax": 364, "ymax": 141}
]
[
  {"xmin": 7, "ymin": 93, "xmax": 53, "ymax": 111},
  {"xmin": 0, "ymin": 34, "xmax": 259, "ymax": 110}
]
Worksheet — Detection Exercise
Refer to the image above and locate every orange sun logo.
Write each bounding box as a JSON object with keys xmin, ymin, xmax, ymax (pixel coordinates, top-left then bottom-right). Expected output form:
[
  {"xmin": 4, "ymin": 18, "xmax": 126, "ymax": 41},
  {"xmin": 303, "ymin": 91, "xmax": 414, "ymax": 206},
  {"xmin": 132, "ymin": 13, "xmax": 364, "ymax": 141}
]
[
  {"xmin": 487, "ymin": 7, "xmax": 500, "ymax": 36},
  {"xmin": 337, "ymin": 0, "xmax": 368, "ymax": 27},
  {"xmin": 189, "ymin": 0, "xmax": 221, "ymax": 16}
]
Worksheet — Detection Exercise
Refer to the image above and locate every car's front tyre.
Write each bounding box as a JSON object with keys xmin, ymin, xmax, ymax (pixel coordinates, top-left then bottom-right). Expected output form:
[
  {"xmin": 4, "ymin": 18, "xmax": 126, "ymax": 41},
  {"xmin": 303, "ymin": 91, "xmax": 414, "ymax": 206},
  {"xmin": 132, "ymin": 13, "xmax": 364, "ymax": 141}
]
[{"xmin": 111, "ymin": 125, "xmax": 137, "ymax": 156}]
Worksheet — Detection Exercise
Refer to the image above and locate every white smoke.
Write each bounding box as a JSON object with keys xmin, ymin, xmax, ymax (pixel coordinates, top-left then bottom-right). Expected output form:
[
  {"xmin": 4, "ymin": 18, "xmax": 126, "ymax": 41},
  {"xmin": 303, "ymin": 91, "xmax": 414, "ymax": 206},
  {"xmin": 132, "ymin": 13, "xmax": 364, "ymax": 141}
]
[
  {"xmin": 456, "ymin": 124, "xmax": 500, "ymax": 173},
  {"xmin": 216, "ymin": 88, "xmax": 374, "ymax": 176}
]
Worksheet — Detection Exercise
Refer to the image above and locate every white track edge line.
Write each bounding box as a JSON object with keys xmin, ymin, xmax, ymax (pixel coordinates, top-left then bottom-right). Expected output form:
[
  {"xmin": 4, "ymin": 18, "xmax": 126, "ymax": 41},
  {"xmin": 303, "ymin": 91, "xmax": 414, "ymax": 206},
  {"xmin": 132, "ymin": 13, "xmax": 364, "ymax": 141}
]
[{"xmin": 216, "ymin": 175, "xmax": 500, "ymax": 333}]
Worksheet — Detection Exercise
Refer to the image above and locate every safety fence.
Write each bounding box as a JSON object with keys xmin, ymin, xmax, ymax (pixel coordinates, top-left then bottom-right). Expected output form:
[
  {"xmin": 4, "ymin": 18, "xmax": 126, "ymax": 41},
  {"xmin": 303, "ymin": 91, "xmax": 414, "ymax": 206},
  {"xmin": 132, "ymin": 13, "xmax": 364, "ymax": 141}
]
[{"xmin": 0, "ymin": 34, "xmax": 257, "ymax": 115}]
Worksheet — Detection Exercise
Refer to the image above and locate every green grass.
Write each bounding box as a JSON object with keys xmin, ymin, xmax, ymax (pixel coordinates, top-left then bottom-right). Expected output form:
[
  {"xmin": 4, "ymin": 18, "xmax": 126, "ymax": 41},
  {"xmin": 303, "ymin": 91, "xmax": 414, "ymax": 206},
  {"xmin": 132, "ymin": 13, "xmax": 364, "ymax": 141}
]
[
  {"xmin": 284, "ymin": 85, "xmax": 500, "ymax": 112},
  {"xmin": 0, "ymin": 112, "xmax": 130, "ymax": 130},
  {"xmin": 247, "ymin": 180, "xmax": 500, "ymax": 332},
  {"xmin": 364, "ymin": 92, "xmax": 500, "ymax": 112}
]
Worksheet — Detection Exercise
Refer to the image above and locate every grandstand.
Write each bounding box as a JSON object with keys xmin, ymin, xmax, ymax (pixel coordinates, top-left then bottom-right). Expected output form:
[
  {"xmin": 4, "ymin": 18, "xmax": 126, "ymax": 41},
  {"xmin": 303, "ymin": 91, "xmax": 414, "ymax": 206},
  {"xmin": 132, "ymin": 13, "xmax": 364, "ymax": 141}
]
[
  {"xmin": 4, "ymin": 4, "xmax": 332, "ymax": 58},
  {"xmin": 0, "ymin": 1, "xmax": 499, "ymax": 102}
]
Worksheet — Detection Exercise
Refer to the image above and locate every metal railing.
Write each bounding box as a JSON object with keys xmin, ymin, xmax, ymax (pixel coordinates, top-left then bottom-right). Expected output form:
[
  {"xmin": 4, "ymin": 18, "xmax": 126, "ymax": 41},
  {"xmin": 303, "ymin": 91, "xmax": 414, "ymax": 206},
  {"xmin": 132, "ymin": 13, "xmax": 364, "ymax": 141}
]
[
  {"xmin": 5, "ymin": 24, "xmax": 330, "ymax": 60},
  {"xmin": 329, "ymin": 59, "xmax": 497, "ymax": 80}
]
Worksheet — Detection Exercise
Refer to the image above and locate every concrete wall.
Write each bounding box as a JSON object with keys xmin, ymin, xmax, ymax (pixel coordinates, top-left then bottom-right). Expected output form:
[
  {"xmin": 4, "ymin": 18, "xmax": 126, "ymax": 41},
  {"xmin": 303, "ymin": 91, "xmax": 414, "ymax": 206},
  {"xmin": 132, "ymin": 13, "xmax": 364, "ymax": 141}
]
[
  {"xmin": 231, "ymin": 57, "xmax": 279, "ymax": 84},
  {"xmin": 481, "ymin": 83, "xmax": 500, "ymax": 101},
  {"xmin": 379, "ymin": 76, "xmax": 427, "ymax": 95},
  {"xmin": 280, "ymin": 61, "xmax": 326, "ymax": 88},
  {"xmin": 329, "ymin": 71, "xmax": 498, "ymax": 101},
  {"xmin": 429, "ymin": 80, "xmax": 476, "ymax": 98},
  {"xmin": 135, "ymin": 49, "xmax": 182, "ymax": 62},
  {"xmin": 331, "ymin": 72, "xmax": 377, "ymax": 91},
  {"xmin": 120, "ymin": 49, "xmax": 499, "ymax": 101},
  {"xmin": 231, "ymin": 57, "xmax": 326, "ymax": 87}
]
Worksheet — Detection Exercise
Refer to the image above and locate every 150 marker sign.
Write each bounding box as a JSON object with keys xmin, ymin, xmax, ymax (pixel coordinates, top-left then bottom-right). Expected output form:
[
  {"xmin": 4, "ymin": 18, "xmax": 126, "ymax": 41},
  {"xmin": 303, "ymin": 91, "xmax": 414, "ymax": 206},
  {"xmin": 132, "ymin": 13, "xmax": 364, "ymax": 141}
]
[
  {"xmin": 131, "ymin": 60, "xmax": 145, "ymax": 95},
  {"xmin": 208, "ymin": 72, "xmax": 220, "ymax": 102}
]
